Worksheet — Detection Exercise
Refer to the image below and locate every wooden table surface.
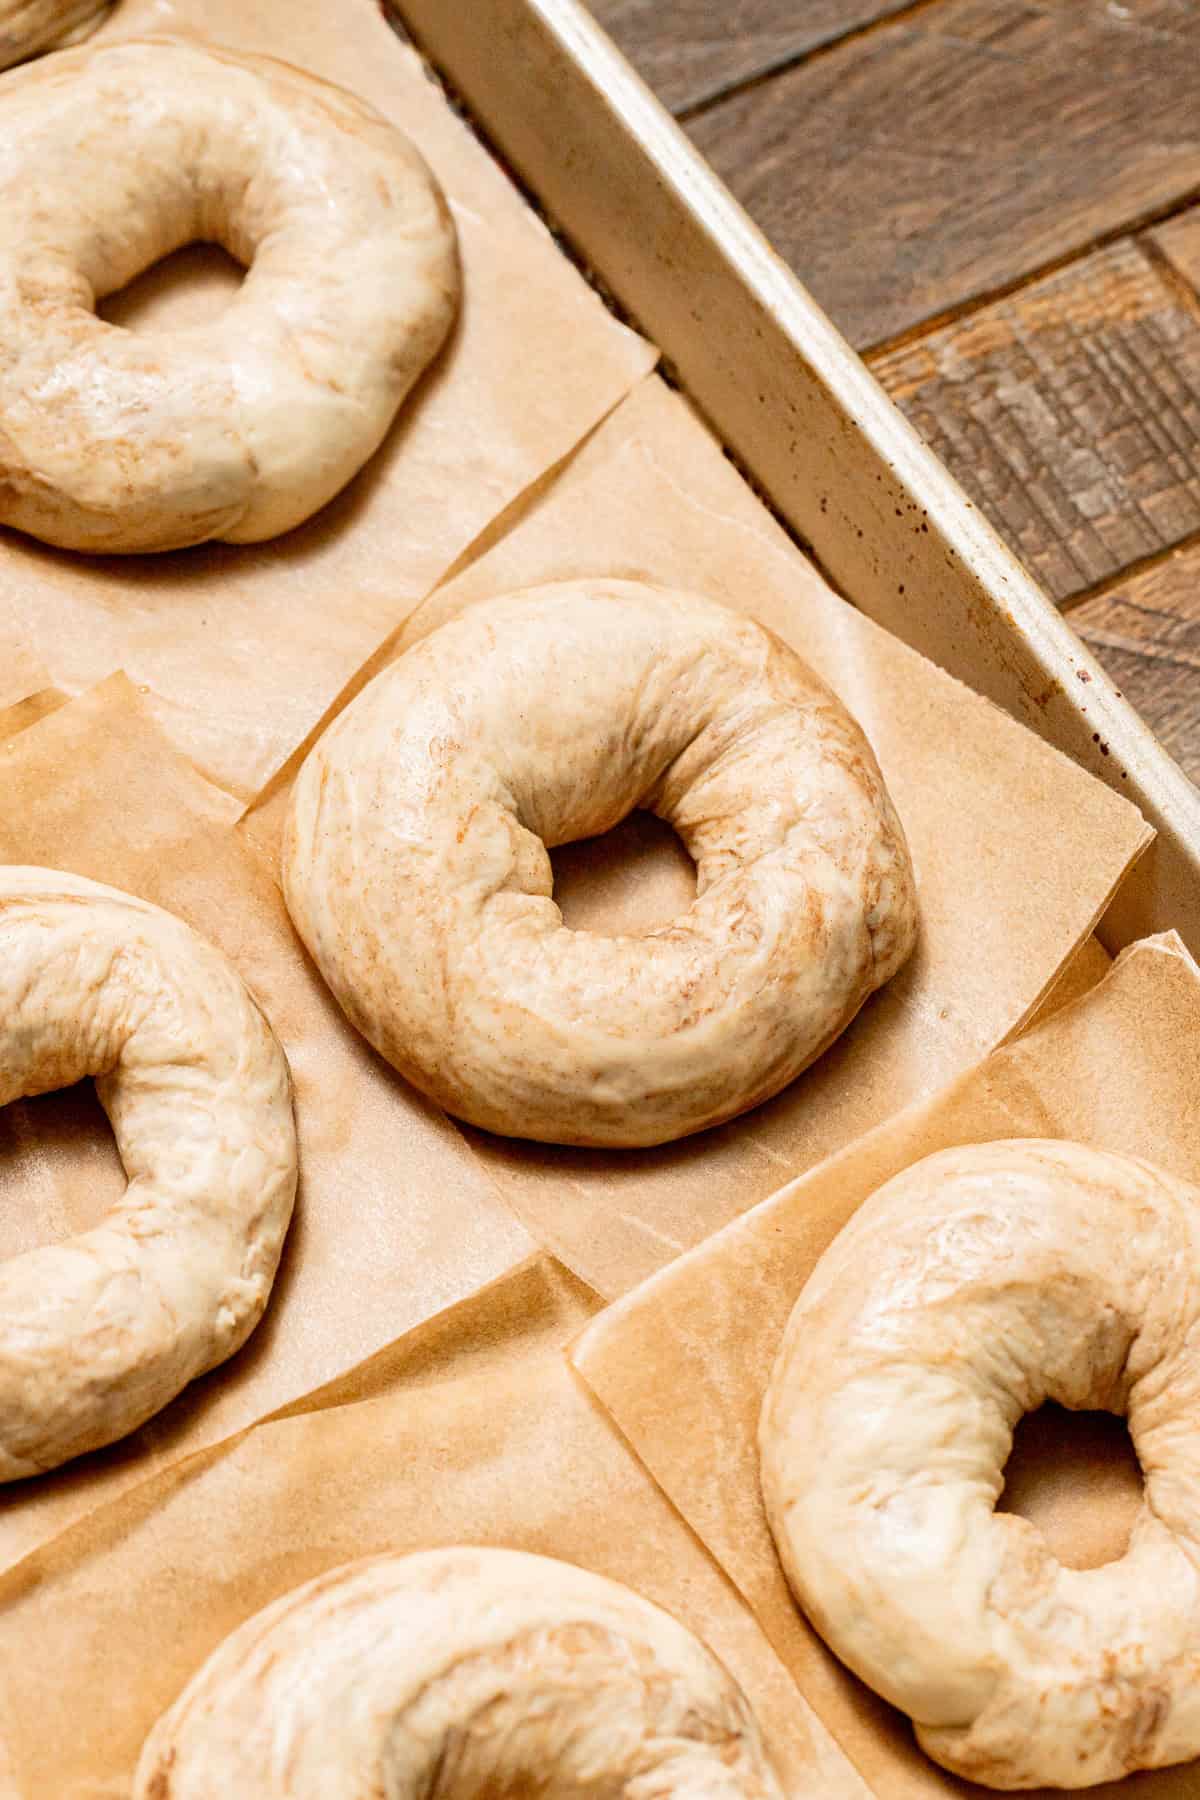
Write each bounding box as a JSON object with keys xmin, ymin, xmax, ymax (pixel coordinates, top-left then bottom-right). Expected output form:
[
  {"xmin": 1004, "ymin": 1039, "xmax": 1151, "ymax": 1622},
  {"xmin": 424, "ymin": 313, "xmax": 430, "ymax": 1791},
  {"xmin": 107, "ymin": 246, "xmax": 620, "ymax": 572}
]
[{"xmin": 587, "ymin": 0, "xmax": 1200, "ymax": 787}]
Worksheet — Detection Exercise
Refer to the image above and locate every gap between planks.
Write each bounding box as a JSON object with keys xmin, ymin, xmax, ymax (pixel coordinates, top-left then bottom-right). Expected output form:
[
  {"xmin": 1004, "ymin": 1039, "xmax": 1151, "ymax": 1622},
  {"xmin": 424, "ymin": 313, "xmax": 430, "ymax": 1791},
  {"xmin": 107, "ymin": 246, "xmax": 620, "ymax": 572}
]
[
  {"xmin": 865, "ymin": 182, "xmax": 1200, "ymax": 366},
  {"xmin": 870, "ymin": 234, "xmax": 1200, "ymax": 605},
  {"xmin": 1059, "ymin": 525, "xmax": 1200, "ymax": 621},
  {"xmin": 673, "ymin": 0, "xmax": 950, "ymax": 124},
  {"xmin": 686, "ymin": 0, "xmax": 1200, "ymax": 351}
]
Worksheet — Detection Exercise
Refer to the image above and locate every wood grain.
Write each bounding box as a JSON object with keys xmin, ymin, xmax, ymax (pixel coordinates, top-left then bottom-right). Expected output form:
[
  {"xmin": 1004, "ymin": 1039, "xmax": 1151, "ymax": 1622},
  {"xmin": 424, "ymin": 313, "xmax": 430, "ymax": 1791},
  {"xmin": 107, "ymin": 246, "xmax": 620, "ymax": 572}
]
[
  {"xmin": 1069, "ymin": 540, "xmax": 1200, "ymax": 787},
  {"xmin": 586, "ymin": 0, "xmax": 912, "ymax": 115},
  {"xmin": 869, "ymin": 240, "xmax": 1200, "ymax": 602},
  {"xmin": 1151, "ymin": 203, "xmax": 1200, "ymax": 296},
  {"xmin": 687, "ymin": 0, "xmax": 1200, "ymax": 350}
]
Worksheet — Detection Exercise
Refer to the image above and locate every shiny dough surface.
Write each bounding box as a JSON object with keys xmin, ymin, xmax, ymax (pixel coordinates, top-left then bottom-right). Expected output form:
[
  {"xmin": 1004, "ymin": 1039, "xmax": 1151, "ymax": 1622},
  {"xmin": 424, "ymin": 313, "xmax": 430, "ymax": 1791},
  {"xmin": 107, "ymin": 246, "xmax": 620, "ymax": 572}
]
[
  {"xmin": 134, "ymin": 1545, "xmax": 784, "ymax": 1798},
  {"xmin": 0, "ymin": 36, "xmax": 458, "ymax": 551},
  {"xmin": 0, "ymin": 0, "xmax": 109, "ymax": 69},
  {"xmin": 0, "ymin": 866, "xmax": 297, "ymax": 1480},
  {"xmin": 760, "ymin": 1138, "xmax": 1200, "ymax": 1789},
  {"xmin": 283, "ymin": 580, "xmax": 917, "ymax": 1147}
]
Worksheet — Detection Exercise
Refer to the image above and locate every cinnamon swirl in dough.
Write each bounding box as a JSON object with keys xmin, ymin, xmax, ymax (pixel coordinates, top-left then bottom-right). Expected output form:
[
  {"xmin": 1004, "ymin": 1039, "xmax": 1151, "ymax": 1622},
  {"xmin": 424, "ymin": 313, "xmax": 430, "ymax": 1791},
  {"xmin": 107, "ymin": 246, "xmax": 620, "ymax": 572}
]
[
  {"xmin": 0, "ymin": 0, "xmax": 109, "ymax": 71},
  {"xmin": 283, "ymin": 580, "xmax": 917, "ymax": 1147},
  {"xmin": 761, "ymin": 1139, "xmax": 1200, "ymax": 1789},
  {"xmin": 0, "ymin": 867, "xmax": 296, "ymax": 1479},
  {"xmin": 134, "ymin": 1547, "xmax": 784, "ymax": 1797}
]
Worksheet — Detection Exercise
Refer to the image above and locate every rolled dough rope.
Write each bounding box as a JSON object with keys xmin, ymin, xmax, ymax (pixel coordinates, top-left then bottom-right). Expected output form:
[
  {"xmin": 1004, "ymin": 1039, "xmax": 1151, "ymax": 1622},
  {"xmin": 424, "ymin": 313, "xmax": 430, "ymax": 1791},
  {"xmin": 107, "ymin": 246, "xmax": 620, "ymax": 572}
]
[
  {"xmin": 133, "ymin": 1546, "xmax": 785, "ymax": 1797},
  {"xmin": 0, "ymin": 36, "xmax": 458, "ymax": 551},
  {"xmin": 283, "ymin": 580, "xmax": 918, "ymax": 1148},
  {"xmin": 0, "ymin": 866, "xmax": 297, "ymax": 1479},
  {"xmin": 760, "ymin": 1138, "xmax": 1200, "ymax": 1789}
]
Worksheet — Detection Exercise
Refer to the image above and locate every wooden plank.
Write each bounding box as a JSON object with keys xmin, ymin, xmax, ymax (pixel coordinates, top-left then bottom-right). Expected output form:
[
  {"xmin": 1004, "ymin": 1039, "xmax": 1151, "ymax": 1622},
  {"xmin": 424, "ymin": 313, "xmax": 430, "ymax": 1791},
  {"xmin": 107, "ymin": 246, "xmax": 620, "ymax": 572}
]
[
  {"xmin": 1069, "ymin": 540, "xmax": 1200, "ymax": 788},
  {"xmin": 688, "ymin": 0, "xmax": 1200, "ymax": 350},
  {"xmin": 585, "ymin": 0, "xmax": 912, "ymax": 116},
  {"xmin": 1151, "ymin": 203, "xmax": 1200, "ymax": 295},
  {"xmin": 869, "ymin": 240, "xmax": 1200, "ymax": 603}
]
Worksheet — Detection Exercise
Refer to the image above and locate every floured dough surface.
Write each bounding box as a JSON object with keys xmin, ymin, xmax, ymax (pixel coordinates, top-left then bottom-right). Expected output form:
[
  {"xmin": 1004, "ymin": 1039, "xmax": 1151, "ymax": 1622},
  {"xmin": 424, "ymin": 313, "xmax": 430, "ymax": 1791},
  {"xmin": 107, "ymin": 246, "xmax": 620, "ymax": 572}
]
[
  {"xmin": 134, "ymin": 1546, "xmax": 785, "ymax": 1797},
  {"xmin": 760, "ymin": 1138, "xmax": 1200, "ymax": 1789},
  {"xmin": 0, "ymin": 36, "xmax": 459, "ymax": 550},
  {"xmin": 283, "ymin": 580, "xmax": 917, "ymax": 1147},
  {"xmin": 0, "ymin": 866, "xmax": 297, "ymax": 1479}
]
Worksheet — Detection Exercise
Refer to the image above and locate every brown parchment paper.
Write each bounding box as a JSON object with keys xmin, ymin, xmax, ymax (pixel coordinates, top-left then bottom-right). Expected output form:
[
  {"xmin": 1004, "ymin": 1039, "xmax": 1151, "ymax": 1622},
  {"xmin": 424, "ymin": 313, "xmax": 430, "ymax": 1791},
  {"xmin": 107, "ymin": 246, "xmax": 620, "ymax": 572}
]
[
  {"xmin": 0, "ymin": 639, "xmax": 66, "ymax": 740},
  {"xmin": 0, "ymin": 1254, "xmax": 871, "ymax": 1800},
  {"xmin": 0, "ymin": 0, "xmax": 654, "ymax": 802},
  {"xmin": 1021, "ymin": 931, "xmax": 1111, "ymax": 1033},
  {"xmin": 0, "ymin": 675, "xmax": 534, "ymax": 1574},
  {"xmin": 0, "ymin": 687, "xmax": 67, "ymax": 740},
  {"xmin": 249, "ymin": 373, "xmax": 1151, "ymax": 1301},
  {"xmin": 0, "ymin": 640, "xmax": 49, "ymax": 714},
  {"xmin": 573, "ymin": 932, "xmax": 1200, "ymax": 1800}
]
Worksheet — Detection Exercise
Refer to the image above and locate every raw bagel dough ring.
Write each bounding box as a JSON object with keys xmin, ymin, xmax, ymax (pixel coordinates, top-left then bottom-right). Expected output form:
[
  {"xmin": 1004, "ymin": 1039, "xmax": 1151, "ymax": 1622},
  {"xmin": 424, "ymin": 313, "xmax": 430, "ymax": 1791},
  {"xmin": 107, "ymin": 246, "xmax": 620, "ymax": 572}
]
[
  {"xmin": 0, "ymin": 866, "xmax": 297, "ymax": 1480},
  {"xmin": 133, "ymin": 1546, "xmax": 785, "ymax": 1797},
  {"xmin": 0, "ymin": 0, "xmax": 110, "ymax": 70},
  {"xmin": 0, "ymin": 36, "xmax": 459, "ymax": 552},
  {"xmin": 760, "ymin": 1138, "xmax": 1200, "ymax": 1790},
  {"xmin": 283, "ymin": 580, "xmax": 917, "ymax": 1148}
]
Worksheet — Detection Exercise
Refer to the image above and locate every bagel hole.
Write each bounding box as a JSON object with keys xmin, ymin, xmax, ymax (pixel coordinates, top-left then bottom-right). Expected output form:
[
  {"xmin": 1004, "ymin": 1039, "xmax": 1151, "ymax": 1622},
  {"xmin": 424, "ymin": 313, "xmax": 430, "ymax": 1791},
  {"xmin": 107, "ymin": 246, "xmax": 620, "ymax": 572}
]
[
  {"xmin": 998, "ymin": 1403, "xmax": 1143, "ymax": 1569},
  {"xmin": 98, "ymin": 243, "xmax": 246, "ymax": 334},
  {"xmin": 550, "ymin": 811, "xmax": 696, "ymax": 936},
  {"xmin": 0, "ymin": 1083, "xmax": 124, "ymax": 1255}
]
